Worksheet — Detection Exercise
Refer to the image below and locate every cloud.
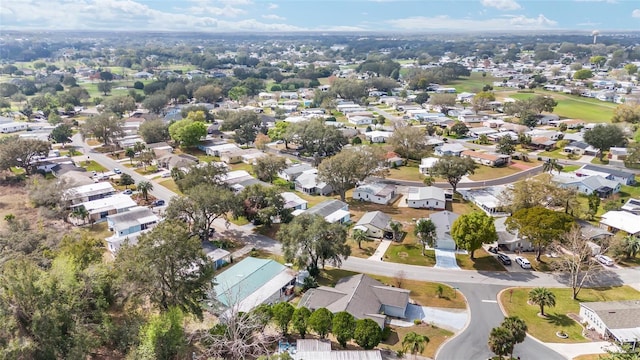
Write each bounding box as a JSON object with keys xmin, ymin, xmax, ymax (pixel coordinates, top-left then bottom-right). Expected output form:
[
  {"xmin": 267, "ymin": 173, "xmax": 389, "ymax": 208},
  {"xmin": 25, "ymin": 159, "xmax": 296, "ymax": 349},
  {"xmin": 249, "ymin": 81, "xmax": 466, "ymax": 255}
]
[
  {"xmin": 262, "ymin": 14, "xmax": 285, "ymax": 21},
  {"xmin": 480, "ymin": 0, "xmax": 521, "ymax": 11},
  {"xmin": 268, "ymin": 2, "xmax": 278, "ymax": 9},
  {"xmin": 575, "ymin": 0, "xmax": 617, "ymax": 3},
  {"xmin": 386, "ymin": 14, "xmax": 557, "ymax": 31},
  {"xmin": 633, "ymin": 9, "xmax": 640, "ymax": 18}
]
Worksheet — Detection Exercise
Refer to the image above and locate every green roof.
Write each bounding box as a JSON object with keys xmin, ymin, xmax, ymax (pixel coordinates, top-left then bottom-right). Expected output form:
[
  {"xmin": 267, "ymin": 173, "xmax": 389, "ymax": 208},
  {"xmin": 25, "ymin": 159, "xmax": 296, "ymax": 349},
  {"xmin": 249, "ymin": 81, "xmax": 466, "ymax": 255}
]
[{"xmin": 213, "ymin": 257, "xmax": 287, "ymax": 307}]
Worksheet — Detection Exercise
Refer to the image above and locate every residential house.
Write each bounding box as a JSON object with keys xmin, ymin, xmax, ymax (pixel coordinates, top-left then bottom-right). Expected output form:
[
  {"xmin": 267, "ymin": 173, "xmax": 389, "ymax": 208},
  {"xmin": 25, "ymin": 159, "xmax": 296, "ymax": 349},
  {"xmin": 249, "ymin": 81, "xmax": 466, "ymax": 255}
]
[
  {"xmin": 385, "ymin": 151, "xmax": 404, "ymax": 167},
  {"xmin": 353, "ymin": 183, "xmax": 396, "ymax": 205},
  {"xmin": 468, "ymin": 127, "xmax": 498, "ymax": 138},
  {"xmin": 281, "ymin": 192, "xmax": 308, "ymax": 211},
  {"xmin": 608, "ymin": 147, "xmax": 628, "ymax": 162},
  {"xmin": 222, "ymin": 170, "xmax": 255, "ymax": 185},
  {"xmin": 105, "ymin": 206, "xmax": 159, "ymax": 254},
  {"xmin": 529, "ymin": 136, "xmax": 557, "ymax": 150},
  {"xmin": 600, "ymin": 211, "xmax": 640, "ymax": 236},
  {"xmin": 494, "ymin": 217, "xmax": 533, "ymax": 252},
  {"xmin": 579, "ymin": 301, "xmax": 640, "ymax": 347},
  {"xmin": 204, "ymin": 143, "xmax": 241, "ymax": 157},
  {"xmin": 353, "ymin": 211, "xmax": 392, "ymax": 239},
  {"xmin": 64, "ymin": 182, "xmax": 116, "ymax": 205},
  {"xmin": 0, "ymin": 122, "xmax": 28, "ymax": 133},
  {"xmin": 364, "ymin": 130, "xmax": 392, "ymax": 143},
  {"xmin": 577, "ymin": 164, "xmax": 636, "ymax": 186},
  {"xmin": 304, "ymin": 199, "xmax": 350, "ymax": 224},
  {"xmin": 419, "ymin": 157, "xmax": 440, "ymax": 175},
  {"xmin": 348, "ymin": 116, "xmax": 373, "ymax": 126},
  {"xmin": 552, "ymin": 173, "xmax": 621, "ymax": 198},
  {"xmin": 458, "ymin": 185, "xmax": 509, "ymax": 217},
  {"xmin": 213, "ymin": 257, "xmax": 296, "ymax": 313},
  {"xmin": 104, "ymin": 230, "xmax": 149, "ymax": 256},
  {"xmin": 563, "ymin": 141, "xmax": 600, "ymax": 157},
  {"xmin": 202, "ymin": 241, "xmax": 231, "ymax": 270},
  {"xmin": 279, "ymin": 163, "xmax": 314, "ymax": 181},
  {"xmin": 157, "ymin": 153, "xmax": 198, "ymax": 170},
  {"xmin": 220, "ymin": 149, "xmax": 247, "ymax": 164},
  {"xmin": 621, "ymin": 198, "xmax": 640, "ymax": 214},
  {"xmin": 295, "ymin": 169, "xmax": 333, "ymax": 196},
  {"xmin": 429, "ymin": 211, "xmax": 460, "ymax": 250},
  {"xmin": 434, "ymin": 143, "xmax": 467, "ymax": 157},
  {"xmin": 461, "ymin": 150, "xmax": 510, "ymax": 167},
  {"xmin": 287, "ymin": 339, "xmax": 382, "ymax": 360},
  {"xmin": 406, "ymin": 186, "xmax": 446, "ymax": 209},
  {"xmin": 299, "ymin": 274, "xmax": 410, "ymax": 329},
  {"xmin": 71, "ymin": 194, "xmax": 137, "ymax": 223}
]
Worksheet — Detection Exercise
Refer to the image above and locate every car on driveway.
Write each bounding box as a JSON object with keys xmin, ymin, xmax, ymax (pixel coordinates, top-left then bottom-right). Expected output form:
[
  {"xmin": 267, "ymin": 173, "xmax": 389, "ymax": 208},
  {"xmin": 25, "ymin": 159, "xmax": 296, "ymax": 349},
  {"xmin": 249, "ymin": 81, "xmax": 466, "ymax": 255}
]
[
  {"xmin": 152, "ymin": 199, "xmax": 165, "ymax": 207},
  {"xmin": 595, "ymin": 254, "xmax": 614, "ymax": 266},
  {"xmin": 515, "ymin": 256, "xmax": 531, "ymax": 269},
  {"xmin": 122, "ymin": 189, "xmax": 133, "ymax": 195},
  {"xmin": 113, "ymin": 168, "xmax": 122, "ymax": 174},
  {"xmin": 497, "ymin": 254, "xmax": 511, "ymax": 265}
]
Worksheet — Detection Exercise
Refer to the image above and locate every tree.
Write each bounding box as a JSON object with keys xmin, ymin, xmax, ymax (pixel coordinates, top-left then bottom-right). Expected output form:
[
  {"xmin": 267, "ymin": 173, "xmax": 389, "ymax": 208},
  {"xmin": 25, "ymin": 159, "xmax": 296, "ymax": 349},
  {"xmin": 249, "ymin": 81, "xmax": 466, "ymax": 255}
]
[
  {"xmin": 102, "ymin": 95, "xmax": 136, "ymax": 117},
  {"xmin": 116, "ymin": 220, "xmax": 215, "ymax": 319},
  {"xmin": 528, "ymin": 287, "xmax": 556, "ymax": 316},
  {"xmin": 451, "ymin": 211, "xmax": 497, "ymax": 259},
  {"xmin": 80, "ymin": 112, "xmax": 124, "ymax": 145},
  {"xmin": 119, "ymin": 173, "xmax": 135, "ymax": 189},
  {"xmin": 238, "ymin": 184, "xmax": 289, "ymax": 227},
  {"xmin": 472, "ymin": 91, "xmax": 496, "ymax": 113},
  {"xmin": 272, "ymin": 302, "xmax": 295, "ymax": 336},
  {"xmin": 583, "ymin": 124, "xmax": 627, "ymax": 161},
  {"xmin": 496, "ymin": 136, "xmax": 516, "ymax": 155},
  {"xmin": 278, "ymin": 214, "xmax": 350, "ymax": 276},
  {"xmin": 308, "ymin": 308, "xmax": 333, "ymax": 339},
  {"xmin": 388, "ymin": 124, "xmax": 427, "ymax": 161},
  {"xmin": 166, "ymin": 183, "xmax": 239, "ymax": 237},
  {"xmin": 354, "ymin": 318, "xmax": 382, "ymax": 350},
  {"xmin": 168, "ymin": 118, "xmax": 207, "ymax": 148},
  {"xmin": 194, "ymin": 84, "xmax": 222, "ymax": 103},
  {"xmin": 450, "ymin": 121, "xmax": 469, "ymax": 137},
  {"xmin": 430, "ymin": 155, "xmax": 478, "ymax": 195},
  {"xmin": 253, "ymin": 155, "xmax": 287, "ymax": 182},
  {"xmin": 590, "ymin": 55, "xmax": 607, "ymax": 69},
  {"xmin": 332, "ymin": 311, "xmax": 356, "ymax": 348},
  {"xmin": 402, "ymin": 331, "xmax": 429, "ymax": 359},
  {"xmin": 587, "ymin": 192, "xmax": 600, "ymax": 218},
  {"xmin": 137, "ymin": 180, "xmax": 154, "ymax": 201},
  {"xmin": 429, "ymin": 93, "xmax": 457, "ymax": 112},
  {"xmin": 285, "ymin": 118, "xmax": 347, "ymax": 157},
  {"xmin": 125, "ymin": 147, "xmax": 136, "ymax": 164},
  {"xmin": 292, "ymin": 306, "xmax": 312, "ymax": 338},
  {"xmin": 50, "ymin": 124, "xmax": 72, "ymax": 146},
  {"xmin": 542, "ymin": 158, "xmax": 563, "ymax": 174},
  {"xmin": 488, "ymin": 325, "xmax": 514, "ymax": 358},
  {"xmin": 97, "ymin": 81, "xmax": 112, "ymax": 95},
  {"xmin": 142, "ymin": 93, "xmax": 168, "ymax": 114},
  {"xmin": 502, "ymin": 316, "xmax": 527, "ymax": 356},
  {"xmin": 619, "ymin": 235, "xmax": 640, "ymax": 259},
  {"xmin": 611, "ymin": 104, "xmax": 640, "ymax": 124},
  {"xmin": 414, "ymin": 218, "xmax": 437, "ymax": 255},
  {"xmin": 317, "ymin": 146, "xmax": 387, "ymax": 201},
  {"xmin": 506, "ymin": 206, "xmax": 574, "ymax": 261},
  {"xmin": 624, "ymin": 142, "xmax": 640, "ymax": 168},
  {"xmin": 499, "ymin": 174, "xmax": 577, "ymax": 214},
  {"xmin": 351, "ymin": 228, "xmax": 368, "ymax": 250},
  {"xmin": 255, "ymin": 133, "xmax": 270, "ymax": 151},
  {"xmin": 0, "ymin": 136, "xmax": 51, "ymax": 175},
  {"xmin": 135, "ymin": 307, "xmax": 186, "ymax": 360},
  {"xmin": 175, "ymin": 162, "xmax": 228, "ymax": 193},
  {"xmin": 389, "ymin": 220, "xmax": 403, "ymax": 242},
  {"xmin": 551, "ymin": 227, "xmax": 609, "ymax": 299},
  {"xmin": 139, "ymin": 118, "xmax": 170, "ymax": 144}
]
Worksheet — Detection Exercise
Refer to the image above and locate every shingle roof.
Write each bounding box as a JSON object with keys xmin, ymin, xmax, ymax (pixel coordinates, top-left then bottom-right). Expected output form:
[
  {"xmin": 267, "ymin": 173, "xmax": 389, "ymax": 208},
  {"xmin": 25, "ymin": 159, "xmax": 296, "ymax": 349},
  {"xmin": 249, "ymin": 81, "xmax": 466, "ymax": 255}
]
[
  {"xmin": 581, "ymin": 300, "xmax": 640, "ymax": 330},
  {"xmin": 581, "ymin": 164, "xmax": 634, "ymax": 179},
  {"xmin": 306, "ymin": 199, "xmax": 348, "ymax": 218},
  {"xmin": 406, "ymin": 186, "xmax": 445, "ymax": 202},
  {"xmin": 429, "ymin": 211, "xmax": 460, "ymax": 240},
  {"xmin": 355, "ymin": 211, "xmax": 391, "ymax": 231}
]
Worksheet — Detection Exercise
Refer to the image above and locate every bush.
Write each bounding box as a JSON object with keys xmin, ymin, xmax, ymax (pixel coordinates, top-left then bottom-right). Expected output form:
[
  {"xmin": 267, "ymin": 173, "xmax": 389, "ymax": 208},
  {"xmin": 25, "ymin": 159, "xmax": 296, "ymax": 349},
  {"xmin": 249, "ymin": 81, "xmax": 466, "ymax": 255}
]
[
  {"xmin": 413, "ymin": 319, "xmax": 423, "ymax": 325},
  {"xmin": 381, "ymin": 326, "xmax": 392, "ymax": 340},
  {"xmin": 133, "ymin": 81, "xmax": 144, "ymax": 90}
]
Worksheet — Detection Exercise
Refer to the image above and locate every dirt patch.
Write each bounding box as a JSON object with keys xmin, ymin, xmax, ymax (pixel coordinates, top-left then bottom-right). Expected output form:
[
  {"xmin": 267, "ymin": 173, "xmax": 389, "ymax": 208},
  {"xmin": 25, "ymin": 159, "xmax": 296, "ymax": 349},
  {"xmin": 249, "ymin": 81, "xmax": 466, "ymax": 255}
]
[{"xmin": 0, "ymin": 184, "xmax": 33, "ymax": 232}]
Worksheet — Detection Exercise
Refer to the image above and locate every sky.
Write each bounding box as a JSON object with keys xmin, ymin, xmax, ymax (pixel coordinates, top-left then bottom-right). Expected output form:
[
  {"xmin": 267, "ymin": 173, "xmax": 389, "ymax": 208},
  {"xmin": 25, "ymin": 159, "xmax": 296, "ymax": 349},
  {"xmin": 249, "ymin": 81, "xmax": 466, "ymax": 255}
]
[{"xmin": 0, "ymin": 0, "xmax": 639, "ymax": 33}]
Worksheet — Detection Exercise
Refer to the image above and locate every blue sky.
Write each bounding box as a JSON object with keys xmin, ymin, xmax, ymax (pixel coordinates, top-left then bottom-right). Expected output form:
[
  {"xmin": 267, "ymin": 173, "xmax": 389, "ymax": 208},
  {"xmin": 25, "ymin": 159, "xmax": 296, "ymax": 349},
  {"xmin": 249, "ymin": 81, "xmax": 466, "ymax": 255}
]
[{"xmin": 1, "ymin": 0, "xmax": 639, "ymax": 32}]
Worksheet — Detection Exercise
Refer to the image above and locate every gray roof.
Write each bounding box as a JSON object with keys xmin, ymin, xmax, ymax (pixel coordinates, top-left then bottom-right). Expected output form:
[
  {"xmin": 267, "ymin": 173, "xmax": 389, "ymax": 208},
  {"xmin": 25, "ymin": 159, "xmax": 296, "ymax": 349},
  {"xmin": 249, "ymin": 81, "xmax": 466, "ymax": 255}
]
[
  {"xmin": 107, "ymin": 206, "xmax": 158, "ymax": 232},
  {"xmin": 299, "ymin": 274, "xmax": 409, "ymax": 326},
  {"xmin": 355, "ymin": 211, "xmax": 391, "ymax": 231},
  {"xmin": 406, "ymin": 186, "xmax": 445, "ymax": 202},
  {"xmin": 429, "ymin": 211, "xmax": 460, "ymax": 240},
  {"xmin": 355, "ymin": 183, "xmax": 395, "ymax": 197},
  {"xmin": 282, "ymin": 163, "xmax": 314, "ymax": 176},
  {"xmin": 581, "ymin": 300, "xmax": 640, "ymax": 330},
  {"xmin": 581, "ymin": 164, "xmax": 634, "ymax": 179},
  {"xmin": 306, "ymin": 199, "xmax": 348, "ymax": 218}
]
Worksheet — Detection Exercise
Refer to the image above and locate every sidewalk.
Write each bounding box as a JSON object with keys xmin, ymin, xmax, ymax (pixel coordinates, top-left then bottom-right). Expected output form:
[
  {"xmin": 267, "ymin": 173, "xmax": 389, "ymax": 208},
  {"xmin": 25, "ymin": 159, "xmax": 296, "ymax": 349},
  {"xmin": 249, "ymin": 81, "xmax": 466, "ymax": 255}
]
[
  {"xmin": 369, "ymin": 240, "xmax": 392, "ymax": 261},
  {"xmin": 544, "ymin": 341, "xmax": 615, "ymax": 359}
]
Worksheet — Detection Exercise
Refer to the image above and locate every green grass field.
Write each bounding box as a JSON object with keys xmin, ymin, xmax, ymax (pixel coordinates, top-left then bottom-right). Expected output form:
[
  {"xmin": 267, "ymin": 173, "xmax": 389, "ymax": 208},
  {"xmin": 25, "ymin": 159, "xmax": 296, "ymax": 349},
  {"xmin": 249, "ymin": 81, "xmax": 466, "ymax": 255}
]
[
  {"xmin": 444, "ymin": 72, "xmax": 501, "ymax": 93},
  {"xmin": 504, "ymin": 91, "xmax": 616, "ymax": 123}
]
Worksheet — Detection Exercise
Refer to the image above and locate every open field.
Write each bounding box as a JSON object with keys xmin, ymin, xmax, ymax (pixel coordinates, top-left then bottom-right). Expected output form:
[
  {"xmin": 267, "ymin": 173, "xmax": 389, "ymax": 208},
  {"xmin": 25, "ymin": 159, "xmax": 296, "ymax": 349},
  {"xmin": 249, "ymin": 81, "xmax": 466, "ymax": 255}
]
[
  {"xmin": 444, "ymin": 72, "xmax": 501, "ymax": 93},
  {"xmin": 501, "ymin": 286, "xmax": 640, "ymax": 343},
  {"xmin": 502, "ymin": 91, "xmax": 616, "ymax": 123}
]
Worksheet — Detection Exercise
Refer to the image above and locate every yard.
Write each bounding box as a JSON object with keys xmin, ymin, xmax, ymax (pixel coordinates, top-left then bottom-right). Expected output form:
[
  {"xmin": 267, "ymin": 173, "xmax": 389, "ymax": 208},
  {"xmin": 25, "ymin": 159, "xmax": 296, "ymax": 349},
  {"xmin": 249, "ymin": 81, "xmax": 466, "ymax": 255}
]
[
  {"xmin": 443, "ymin": 72, "xmax": 501, "ymax": 94},
  {"xmin": 502, "ymin": 90, "xmax": 616, "ymax": 123},
  {"xmin": 80, "ymin": 160, "xmax": 108, "ymax": 173},
  {"xmin": 467, "ymin": 164, "xmax": 521, "ymax": 181},
  {"xmin": 500, "ymin": 286, "xmax": 640, "ymax": 343},
  {"xmin": 158, "ymin": 179, "xmax": 181, "ymax": 194},
  {"xmin": 455, "ymin": 248, "xmax": 506, "ymax": 271},
  {"xmin": 381, "ymin": 324, "xmax": 453, "ymax": 359}
]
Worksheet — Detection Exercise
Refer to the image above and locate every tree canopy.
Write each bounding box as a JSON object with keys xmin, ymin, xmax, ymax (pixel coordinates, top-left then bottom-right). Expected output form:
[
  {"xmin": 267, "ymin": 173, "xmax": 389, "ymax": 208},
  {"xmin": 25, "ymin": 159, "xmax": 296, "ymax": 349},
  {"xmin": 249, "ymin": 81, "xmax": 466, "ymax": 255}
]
[
  {"xmin": 583, "ymin": 124, "xmax": 627, "ymax": 161},
  {"xmin": 430, "ymin": 155, "xmax": 477, "ymax": 194},
  {"xmin": 451, "ymin": 211, "xmax": 497, "ymax": 259},
  {"xmin": 506, "ymin": 206, "xmax": 574, "ymax": 261}
]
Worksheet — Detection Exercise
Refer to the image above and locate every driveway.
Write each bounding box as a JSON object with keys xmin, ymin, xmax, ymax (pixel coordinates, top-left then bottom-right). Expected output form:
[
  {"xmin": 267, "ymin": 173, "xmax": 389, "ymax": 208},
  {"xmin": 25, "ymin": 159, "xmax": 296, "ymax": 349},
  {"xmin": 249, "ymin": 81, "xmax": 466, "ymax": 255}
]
[
  {"xmin": 391, "ymin": 304, "xmax": 467, "ymax": 332},
  {"xmin": 434, "ymin": 249, "xmax": 460, "ymax": 270}
]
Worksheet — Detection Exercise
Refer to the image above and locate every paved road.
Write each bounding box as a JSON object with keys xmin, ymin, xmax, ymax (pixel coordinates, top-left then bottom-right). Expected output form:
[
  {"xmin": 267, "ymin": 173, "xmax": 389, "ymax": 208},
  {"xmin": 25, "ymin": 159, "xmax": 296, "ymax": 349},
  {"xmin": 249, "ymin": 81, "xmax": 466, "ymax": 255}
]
[{"xmin": 437, "ymin": 283, "xmax": 565, "ymax": 360}]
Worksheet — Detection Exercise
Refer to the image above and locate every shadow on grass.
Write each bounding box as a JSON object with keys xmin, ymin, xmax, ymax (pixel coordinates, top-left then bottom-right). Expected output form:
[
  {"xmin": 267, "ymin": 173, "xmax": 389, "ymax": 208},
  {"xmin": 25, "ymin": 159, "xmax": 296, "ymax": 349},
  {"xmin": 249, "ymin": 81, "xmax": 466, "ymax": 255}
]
[{"xmin": 545, "ymin": 313, "xmax": 575, "ymax": 327}]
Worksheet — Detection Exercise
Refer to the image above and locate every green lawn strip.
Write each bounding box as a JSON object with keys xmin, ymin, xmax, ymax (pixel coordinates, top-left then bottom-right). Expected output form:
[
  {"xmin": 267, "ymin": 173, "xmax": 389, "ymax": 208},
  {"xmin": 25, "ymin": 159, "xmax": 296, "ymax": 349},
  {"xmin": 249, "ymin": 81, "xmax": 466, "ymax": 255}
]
[
  {"xmin": 158, "ymin": 179, "xmax": 181, "ymax": 194},
  {"xmin": 81, "ymin": 160, "xmax": 108, "ymax": 173},
  {"xmin": 228, "ymin": 215, "xmax": 250, "ymax": 226},
  {"xmin": 539, "ymin": 148, "xmax": 570, "ymax": 160},
  {"xmin": 385, "ymin": 242, "xmax": 437, "ymax": 267},
  {"xmin": 561, "ymin": 165, "xmax": 581, "ymax": 172},
  {"xmin": 467, "ymin": 165, "xmax": 521, "ymax": 181},
  {"xmin": 501, "ymin": 286, "xmax": 640, "ymax": 343},
  {"xmin": 502, "ymin": 90, "xmax": 615, "ymax": 123},
  {"xmin": 134, "ymin": 165, "xmax": 159, "ymax": 175},
  {"xmin": 456, "ymin": 248, "xmax": 506, "ymax": 271},
  {"xmin": 388, "ymin": 164, "xmax": 424, "ymax": 182}
]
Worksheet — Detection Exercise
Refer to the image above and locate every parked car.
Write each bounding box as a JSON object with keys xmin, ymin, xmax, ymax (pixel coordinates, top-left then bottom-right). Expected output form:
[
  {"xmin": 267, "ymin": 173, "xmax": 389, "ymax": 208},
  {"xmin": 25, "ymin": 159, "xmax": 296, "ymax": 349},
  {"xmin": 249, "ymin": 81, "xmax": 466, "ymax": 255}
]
[
  {"xmin": 161, "ymin": 172, "xmax": 171, "ymax": 178},
  {"xmin": 497, "ymin": 254, "xmax": 512, "ymax": 265},
  {"xmin": 515, "ymin": 256, "xmax": 531, "ymax": 269},
  {"xmin": 595, "ymin": 254, "xmax": 614, "ymax": 266},
  {"xmin": 488, "ymin": 246, "xmax": 499, "ymax": 254},
  {"xmin": 113, "ymin": 168, "xmax": 122, "ymax": 174},
  {"xmin": 153, "ymin": 199, "xmax": 166, "ymax": 207},
  {"xmin": 122, "ymin": 189, "xmax": 133, "ymax": 195}
]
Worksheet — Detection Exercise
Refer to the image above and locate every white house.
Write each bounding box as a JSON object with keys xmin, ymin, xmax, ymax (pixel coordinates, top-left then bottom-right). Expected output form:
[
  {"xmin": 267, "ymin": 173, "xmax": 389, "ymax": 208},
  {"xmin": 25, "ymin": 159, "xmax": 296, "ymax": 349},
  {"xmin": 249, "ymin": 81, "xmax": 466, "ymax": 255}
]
[
  {"xmin": 71, "ymin": 194, "xmax": 137, "ymax": 223},
  {"xmin": 204, "ymin": 143, "xmax": 241, "ymax": 157},
  {"xmin": 579, "ymin": 301, "xmax": 640, "ymax": 347},
  {"xmin": 434, "ymin": 143, "xmax": 467, "ymax": 157},
  {"xmin": 406, "ymin": 186, "xmax": 446, "ymax": 209},
  {"xmin": 353, "ymin": 183, "xmax": 396, "ymax": 205},
  {"xmin": 552, "ymin": 174, "xmax": 621, "ymax": 198},
  {"xmin": 0, "ymin": 122, "xmax": 29, "ymax": 133},
  {"xmin": 278, "ymin": 163, "xmax": 314, "ymax": 181},
  {"xmin": 304, "ymin": 199, "xmax": 350, "ymax": 224},
  {"xmin": 64, "ymin": 182, "xmax": 116, "ymax": 205},
  {"xmin": 353, "ymin": 211, "xmax": 392, "ymax": 239},
  {"xmin": 348, "ymin": 116, "xmax": 373, "ymax": 126},
  {"xmin": 281, "ymin": 192, "xmax": 308, "ymax": 211},
  {"xmin": 600, "ymin": 211, "xmax": 640, "ymax": 236},
  {"xmin": 365, "ymin": 130, "xmax": 393, "ymax": 143},
  {"xmin": 419, "ymin": 157, "xmax": 439, "ymax": 175},
  {"xmin": 458, "ymin": 186, "xmax": 509, "ymax": 217},
  {"xmin": 429, "ymin": 211, "xmax": 460, "ymax": 250},
  {"xmin": 294, "ymin": 169, "xmax": 332, "ymax": 196},
  {"xmin": 577, "ymin": 165, "xmax": 636, "ymax": 186}
]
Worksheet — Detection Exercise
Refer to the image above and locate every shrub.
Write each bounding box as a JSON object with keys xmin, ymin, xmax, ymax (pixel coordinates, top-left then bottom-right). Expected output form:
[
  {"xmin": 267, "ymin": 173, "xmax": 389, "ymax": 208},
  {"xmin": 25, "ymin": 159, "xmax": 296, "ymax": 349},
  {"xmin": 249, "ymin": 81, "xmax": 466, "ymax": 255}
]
[{"xmin": 381, "ymin": 326, "xmax": 392, "ymax": 340}]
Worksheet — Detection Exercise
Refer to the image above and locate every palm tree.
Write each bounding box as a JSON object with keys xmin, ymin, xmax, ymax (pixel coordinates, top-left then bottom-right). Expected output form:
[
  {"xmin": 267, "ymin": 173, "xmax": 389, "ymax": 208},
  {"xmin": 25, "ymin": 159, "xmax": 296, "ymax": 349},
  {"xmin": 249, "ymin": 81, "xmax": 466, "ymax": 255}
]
[
  {"xmin": 622, "ymin": 235, "xmax": 640, "ymax": 259},
  {"xmin": 414, "ymin": 218, "xmax": 437, "ymax": 256},
  {"xmin": 502, "ymin": 316, "xmax": 528, "ymax": 359},
  {"xmin": 488, "ymin": 325, "xmax": 513, "ymax": 358},
  {"xmin": 389, "ymin": 221, "xmax": 403, "ymax": 242},
  {"xmin": 543, "ymin": 158, "xmax": 563, "ymax": 174},
  {"xmin": 402, "ymin": 331, "xmax": 429, "ymax": 359},
  {"xmin": 528, "ymin": 287, "xmax": 556, "ymax": 316},
  {"xmin": 72, "ymin": 206, "xmax": 90, "ymax": 225},
  {"xmin": 351, "ymin": 228, "xmax": 368, "ymax": 250},
  {"xmin": 125, "ymin": 148, "xmax": 135, "ymax": 164},
  {"xmin": 137, "ymin": 181, "xmax": 153, "ymax": 202}
]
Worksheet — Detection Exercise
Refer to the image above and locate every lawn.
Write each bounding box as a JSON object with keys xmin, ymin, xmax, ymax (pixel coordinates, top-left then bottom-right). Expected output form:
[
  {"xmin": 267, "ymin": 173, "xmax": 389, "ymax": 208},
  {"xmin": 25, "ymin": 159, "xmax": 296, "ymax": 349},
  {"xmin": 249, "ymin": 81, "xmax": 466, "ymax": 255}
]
[
  {"xmin": 456, "ymin": 248, "xmax": 506, "ymax": 271},
  {"xmin": 503, "ymin": 90, "xmax": 616, "ymax": 123},
  {"xmin": 348, "ymin": 237, "xmax": 379, "ymax": 259},
  {"xmin": 562, "ymin": 165, "xmax": 581, "ymax": 173},
  {"xmin": 388, "ymin": 165, "xmax": 424, "ymax": 182},
  {"xmin": 385, "ymin": 242, "xmax": 437, "ymax": 267},
  {"xmin": 501, "ymin": 286, "xmax": 640, "ymax": 343},
  {"xmin": 467, "ymin": 165, "xmax": 521, "ymax": 181},
  {"xmin": 539, "ymin": 148, "xmax": 571, "ymax": 160},
  {"xmin": 515, "ymin": 252, "xmax": 566, "ymax": 272},
  {"xmin": 158, "ymin": 179, "xmax": 181, "ymax": 194},
  {"xmin": 381, "ymin": 324, "xmax": 453, "ymax": 359},
  {"xmin": 81, "ymin": 160, "xmax": 108, "ymax": 173},
  {"xmin": 444, "ymin": 72, "xmax": 501, "ymax": 94}
]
